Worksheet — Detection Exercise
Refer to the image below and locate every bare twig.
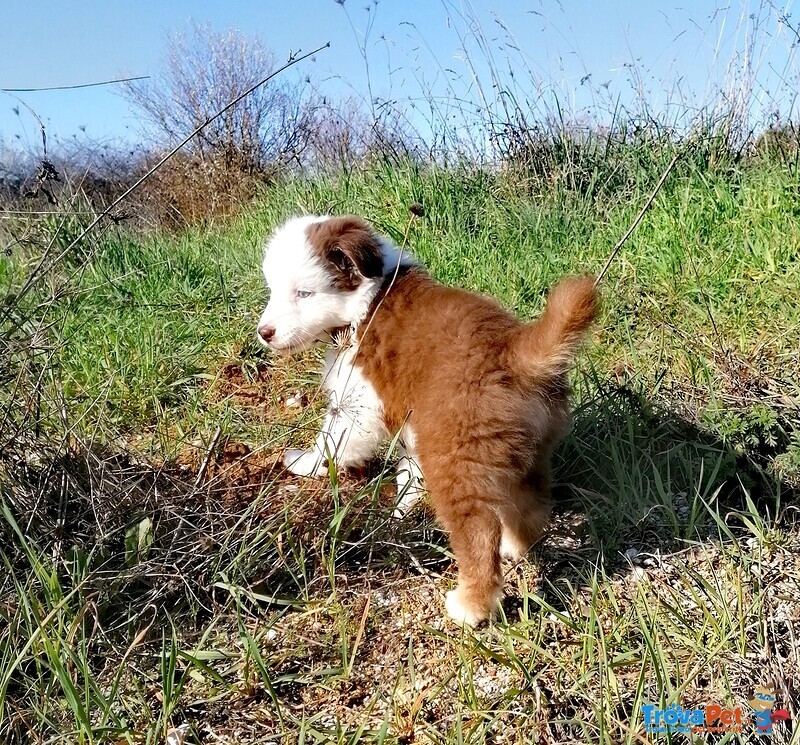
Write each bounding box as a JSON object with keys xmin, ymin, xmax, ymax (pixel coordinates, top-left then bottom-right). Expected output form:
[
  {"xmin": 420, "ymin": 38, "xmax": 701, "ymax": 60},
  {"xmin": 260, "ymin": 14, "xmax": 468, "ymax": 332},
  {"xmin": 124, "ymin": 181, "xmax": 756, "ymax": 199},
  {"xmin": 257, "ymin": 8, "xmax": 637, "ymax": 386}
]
[
  {"xmin": 3, "ymin": 92, "xmax": 48, "ymax": 158},
  {"xmin": 1, "ymin": 75, "xmax": 150, "ymax": 92},
  {"xmin": 594, "ymin": 151, "xmax": 682, "ymax": 287},
  {"xmin": 193, "ymin": 426, "xmax": 223, "ymax": 490}
]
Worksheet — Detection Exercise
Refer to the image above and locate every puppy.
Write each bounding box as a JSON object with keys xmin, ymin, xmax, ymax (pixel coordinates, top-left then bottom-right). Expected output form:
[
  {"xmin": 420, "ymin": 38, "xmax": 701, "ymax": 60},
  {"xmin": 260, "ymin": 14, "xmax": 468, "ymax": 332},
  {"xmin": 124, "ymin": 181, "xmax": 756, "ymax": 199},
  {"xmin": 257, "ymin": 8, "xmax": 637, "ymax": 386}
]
[{"xmin": 256, "ymin": 214, "xmax": 597, "ymax": 625}]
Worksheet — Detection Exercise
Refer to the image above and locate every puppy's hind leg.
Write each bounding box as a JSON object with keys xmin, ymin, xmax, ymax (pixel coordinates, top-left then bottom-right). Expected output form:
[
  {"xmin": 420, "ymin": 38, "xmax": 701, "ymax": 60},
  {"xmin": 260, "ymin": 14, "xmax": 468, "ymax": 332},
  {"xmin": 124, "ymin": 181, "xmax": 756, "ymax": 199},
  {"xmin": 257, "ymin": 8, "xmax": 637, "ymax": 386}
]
[
  {"xmin": 498, "ymin": 466, "xmax": 552, "ymax": 561},
  {"xmin": 428, "ymin": 472, "xmax": 503, "ymax": 626},
  {"xmin": 445, "ymin": 506, "xmax": 503, "ymax": 626}
]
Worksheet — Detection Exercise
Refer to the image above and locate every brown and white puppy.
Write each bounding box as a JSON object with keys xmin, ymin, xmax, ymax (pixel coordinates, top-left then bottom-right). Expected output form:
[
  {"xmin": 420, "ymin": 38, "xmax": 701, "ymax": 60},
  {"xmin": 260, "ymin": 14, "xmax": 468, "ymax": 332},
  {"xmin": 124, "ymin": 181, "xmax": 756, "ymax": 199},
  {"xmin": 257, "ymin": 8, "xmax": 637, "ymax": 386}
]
[{"xmin": 256, "ymin": 214, "xmax": 598, "ymax": 625}]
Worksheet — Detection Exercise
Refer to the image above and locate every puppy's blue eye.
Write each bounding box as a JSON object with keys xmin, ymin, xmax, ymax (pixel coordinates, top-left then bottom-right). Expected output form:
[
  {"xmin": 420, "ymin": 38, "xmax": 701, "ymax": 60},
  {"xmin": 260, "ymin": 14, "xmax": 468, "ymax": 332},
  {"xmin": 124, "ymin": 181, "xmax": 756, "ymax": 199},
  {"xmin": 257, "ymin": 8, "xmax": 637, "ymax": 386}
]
[{"xmin": 296, "ymin": 290, "xmax": 314, "ymax": 299}]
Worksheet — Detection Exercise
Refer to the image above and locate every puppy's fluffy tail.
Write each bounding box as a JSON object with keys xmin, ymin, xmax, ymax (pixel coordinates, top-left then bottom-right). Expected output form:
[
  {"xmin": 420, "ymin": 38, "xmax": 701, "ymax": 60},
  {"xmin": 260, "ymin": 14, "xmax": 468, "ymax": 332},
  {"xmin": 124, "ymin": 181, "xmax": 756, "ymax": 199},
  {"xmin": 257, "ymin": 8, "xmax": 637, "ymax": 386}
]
[{"xmin": 513, "ymin": 276, "xmax": 598, "ymax": 379}]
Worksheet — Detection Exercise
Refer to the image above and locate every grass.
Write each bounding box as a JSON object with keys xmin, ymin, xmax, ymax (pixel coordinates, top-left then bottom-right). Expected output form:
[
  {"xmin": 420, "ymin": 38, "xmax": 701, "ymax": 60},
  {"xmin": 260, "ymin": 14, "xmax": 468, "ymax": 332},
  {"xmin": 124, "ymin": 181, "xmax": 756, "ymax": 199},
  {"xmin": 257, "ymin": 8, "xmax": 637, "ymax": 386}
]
[{"xmin": 1, "ymin": 147, "xmax": 799, "ymax": 743}]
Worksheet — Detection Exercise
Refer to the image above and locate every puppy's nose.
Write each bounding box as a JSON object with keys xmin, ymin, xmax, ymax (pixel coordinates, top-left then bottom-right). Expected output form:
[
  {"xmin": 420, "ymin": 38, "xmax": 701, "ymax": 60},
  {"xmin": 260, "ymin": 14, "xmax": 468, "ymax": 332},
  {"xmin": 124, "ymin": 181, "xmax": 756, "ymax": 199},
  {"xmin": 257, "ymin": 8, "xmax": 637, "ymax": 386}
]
[{"xmin": 258, "ymin": 325, "xmax": 276, "ymax": 343}]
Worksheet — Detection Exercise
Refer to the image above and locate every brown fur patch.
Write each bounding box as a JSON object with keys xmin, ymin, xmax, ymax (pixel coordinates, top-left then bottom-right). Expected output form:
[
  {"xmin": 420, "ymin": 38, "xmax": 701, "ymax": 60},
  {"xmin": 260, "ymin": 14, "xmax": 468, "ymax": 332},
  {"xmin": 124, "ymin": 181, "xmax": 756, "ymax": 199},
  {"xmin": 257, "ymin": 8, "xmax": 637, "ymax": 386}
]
[
  {"xmin": 306, "ymin": 215, "xmax": 384, "ymax": 291},
  {"xmin": 354, "ymin": 266, "xmax": 598, "ymax": 622}
]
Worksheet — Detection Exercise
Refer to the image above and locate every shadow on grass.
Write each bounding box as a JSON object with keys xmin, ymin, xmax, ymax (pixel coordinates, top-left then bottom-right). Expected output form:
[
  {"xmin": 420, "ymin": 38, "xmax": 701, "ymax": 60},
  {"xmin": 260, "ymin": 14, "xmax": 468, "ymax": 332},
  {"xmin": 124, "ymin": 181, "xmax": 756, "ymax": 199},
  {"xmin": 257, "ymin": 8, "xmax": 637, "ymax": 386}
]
[
  {"xmin": 533, "ymin": 383, "xmax": 795, "ymax": 602},
  {"xmin": 2, "ymin": 382, "xmax": 794, "ymax": 616}
]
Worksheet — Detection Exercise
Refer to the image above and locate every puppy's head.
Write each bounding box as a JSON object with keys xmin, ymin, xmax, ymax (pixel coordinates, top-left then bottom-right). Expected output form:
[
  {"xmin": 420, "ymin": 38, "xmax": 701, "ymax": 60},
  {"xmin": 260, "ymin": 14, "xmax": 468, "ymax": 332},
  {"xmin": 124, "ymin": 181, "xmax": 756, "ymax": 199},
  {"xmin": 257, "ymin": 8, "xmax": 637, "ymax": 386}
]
[{"xmin": 257, "ymin": 215, "xmax": 386, "ymax": 353}]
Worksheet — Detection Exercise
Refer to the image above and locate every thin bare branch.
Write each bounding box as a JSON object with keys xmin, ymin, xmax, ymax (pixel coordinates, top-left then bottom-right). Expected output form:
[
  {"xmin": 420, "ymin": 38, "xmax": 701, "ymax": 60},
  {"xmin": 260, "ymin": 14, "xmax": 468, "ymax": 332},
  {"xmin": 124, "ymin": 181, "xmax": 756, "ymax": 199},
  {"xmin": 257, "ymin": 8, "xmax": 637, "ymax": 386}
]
[
  {"xmin": 595, "ymin": 151, "xmax": 682, "ymax": 287},
  {"xmin": 1, "ymin": 76, "xmax": 150, "ymax": 92}
]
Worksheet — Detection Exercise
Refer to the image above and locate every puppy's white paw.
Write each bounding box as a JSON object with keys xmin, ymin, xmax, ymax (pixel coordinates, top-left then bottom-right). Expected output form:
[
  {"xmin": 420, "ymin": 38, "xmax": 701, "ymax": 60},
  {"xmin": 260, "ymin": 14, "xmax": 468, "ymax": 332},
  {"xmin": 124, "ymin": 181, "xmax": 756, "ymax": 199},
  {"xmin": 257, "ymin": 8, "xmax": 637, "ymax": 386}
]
[
  {"xmin": 445, "ymin": 588, "xmax": 489, "ymax": 627},
  {"xmin": 283, "ymin": 449, "xmax": 326, "ymax": 478}
]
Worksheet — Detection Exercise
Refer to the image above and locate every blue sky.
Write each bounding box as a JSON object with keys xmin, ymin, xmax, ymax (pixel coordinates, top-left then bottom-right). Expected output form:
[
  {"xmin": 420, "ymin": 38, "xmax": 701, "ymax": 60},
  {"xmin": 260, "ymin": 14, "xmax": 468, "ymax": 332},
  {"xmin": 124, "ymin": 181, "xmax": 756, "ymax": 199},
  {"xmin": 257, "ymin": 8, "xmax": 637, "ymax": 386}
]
[{"xmin": 1, "ymin": 1, "xmax": 798, "ymax": 152}]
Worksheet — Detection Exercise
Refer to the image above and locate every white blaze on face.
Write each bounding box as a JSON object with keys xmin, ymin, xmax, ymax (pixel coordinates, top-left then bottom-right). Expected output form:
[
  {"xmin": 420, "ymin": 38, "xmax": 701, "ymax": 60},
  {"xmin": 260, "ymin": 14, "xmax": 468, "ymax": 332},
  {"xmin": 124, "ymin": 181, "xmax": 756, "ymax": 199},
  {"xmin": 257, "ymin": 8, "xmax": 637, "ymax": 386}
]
[
  {"xmin": 258, "ymin": 216, "xmax": 331, "ymax": 352},
  {"xmin": 256, "ymin": 214, "xmax": 415, "ymax": 353}
]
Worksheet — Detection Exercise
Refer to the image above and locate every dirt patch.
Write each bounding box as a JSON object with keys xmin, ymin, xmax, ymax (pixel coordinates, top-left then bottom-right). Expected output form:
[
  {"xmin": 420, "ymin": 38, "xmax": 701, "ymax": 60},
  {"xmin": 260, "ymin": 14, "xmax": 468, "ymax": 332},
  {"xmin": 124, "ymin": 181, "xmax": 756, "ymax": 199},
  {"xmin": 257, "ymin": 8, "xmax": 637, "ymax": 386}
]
[
  {"xmin": 205, "ymin": 355, "xmax": 324, "ymax": 419},
  {"xmin": 206, "ymin": 440, "xmax": 282, "ymax": 507},
  {"xmin": 175, "ymin": 433, "xmax": 399, "ymax": 517},
  {"xmin": 211, "ymin": 361, "xmax": 274, "ymax": 405}
]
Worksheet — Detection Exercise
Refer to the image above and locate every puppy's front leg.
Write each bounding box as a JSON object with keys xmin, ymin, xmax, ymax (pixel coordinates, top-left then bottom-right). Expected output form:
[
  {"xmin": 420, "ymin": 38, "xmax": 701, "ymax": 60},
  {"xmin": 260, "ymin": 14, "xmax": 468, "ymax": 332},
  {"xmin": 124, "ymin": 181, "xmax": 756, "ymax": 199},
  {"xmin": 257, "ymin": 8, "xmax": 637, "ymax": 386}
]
[
  {"xmin": 283, "ymin": 447, "xmax": 328, "ymax": 478},
  {"xmin": 283, "ymin": 408, "xmax": 342, "ymax": 477},
  {"xmin": 284, "ymin": 398, "xmax": 387, "ymax": 478}
]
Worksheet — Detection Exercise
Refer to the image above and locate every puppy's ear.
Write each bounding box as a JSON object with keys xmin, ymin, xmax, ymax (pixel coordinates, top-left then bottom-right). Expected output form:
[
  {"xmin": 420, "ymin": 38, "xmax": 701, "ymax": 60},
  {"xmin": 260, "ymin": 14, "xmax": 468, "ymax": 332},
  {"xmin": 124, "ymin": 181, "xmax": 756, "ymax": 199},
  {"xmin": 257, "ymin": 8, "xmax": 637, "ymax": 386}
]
[
  {"xmin": 307, "ymin": 216, "xmax": 384, "ymax": 290},
  {"xmin": 325, "ymin": 245, "xmax": 361, "ymax": 279}
]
